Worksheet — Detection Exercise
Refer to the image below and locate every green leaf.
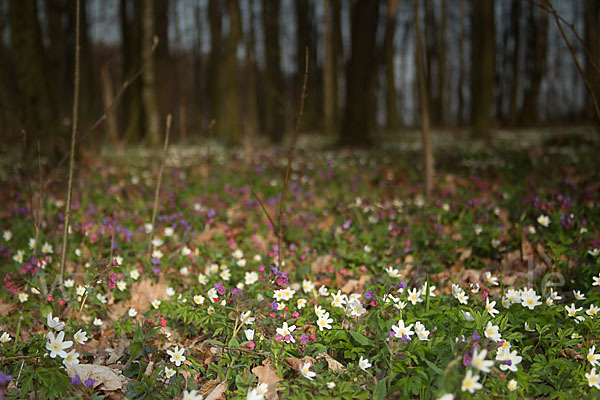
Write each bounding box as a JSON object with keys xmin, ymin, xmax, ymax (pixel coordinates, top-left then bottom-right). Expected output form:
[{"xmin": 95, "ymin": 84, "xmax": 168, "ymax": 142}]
[
  {"xmin": 423, "ymin": 359, "xmax": 443, "ymax": 376},
  {"xmin": 349, "ymin": 331, "xmax": 371, "ymax": 346},
  {"xmin": 374, "ymin": 379, "xmax": 387, "ymax": 400}
]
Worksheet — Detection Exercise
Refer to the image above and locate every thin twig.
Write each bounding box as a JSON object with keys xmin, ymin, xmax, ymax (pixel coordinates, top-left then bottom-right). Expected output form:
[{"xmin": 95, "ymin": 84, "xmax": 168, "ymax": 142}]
[
  {"xmin": 528, "ymin": 0, "xmax": 600, "ymax": 77},
  {"xmin": 204, "ymin": 119, "xmax": 215, "ymax": 196},
  {"xmin": 277, "ymin": 47, "xmax": 309, "ymax": 269},
  {"xmin": 251, "ymin": 189, "xmax": 278, "ymax": 235},
  {"xmin": 44, "ymin": 39, "xmax": 159, "ymax": 192},
  {"xmin": 211, "ymin": 345, "xmax": 294, "ymax": 369},
  {"xmin": 529, "ymin": 0, "xmax": 600, "ymax": 121},
  {"xmin": 549, "ymin": 3, "xmax": 600, "ymax": 121},
  {"xmin": 0, "ymin": 355, "xmax": 42, "ymax": 362},
  {"xmin": 147, "ymin": 114, "xmax": 172, "ymax": 254},
  {"xmin": 59, "ymin": 0, "xmax": 81, "ymax": 283}
]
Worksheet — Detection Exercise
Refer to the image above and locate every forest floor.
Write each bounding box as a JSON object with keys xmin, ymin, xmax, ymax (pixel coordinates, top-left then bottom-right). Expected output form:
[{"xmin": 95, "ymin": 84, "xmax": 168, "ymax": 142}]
[{"xmin": 1, "ymin": 127, "xmax": 600, "ymax": 399}]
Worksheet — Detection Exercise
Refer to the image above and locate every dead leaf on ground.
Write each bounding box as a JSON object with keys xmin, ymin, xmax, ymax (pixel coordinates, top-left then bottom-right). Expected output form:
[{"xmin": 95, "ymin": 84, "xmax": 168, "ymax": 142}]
[
  {"xmin": 110, "ymin": 279, "xmax": 168, "ymax": 319},
  {"xmin": 559, "ymin": 348, "xmax": 583, "ymax": 361},
  {"xmin": 205, "ymin": 380, "xmax": 228, "ymax": 400},
  {"xmin": 316, "ymin": 353, "xmax": 345, "ymax": 372},
  {"xmin": 0, "ymin": 301, "xmax": 16, "ymax": 317},
  {"xmin": 199, "ymin": 380, "xmax": 221, "ymax": 397},
  {"xmin": 458, "ymin": 247, "xmax": 472, "ymax": 262},
  {"xmin": 66, "ymin": 364, "xmax": 122, "ymax": 391},
  {"xmin": 252, "ymin": 360, "xmax": 282, "ymax": 400},
  {"xmin": 311, "ymin": 255, "xmax": 332, "ymax": 275},
  {"xmin": 285, "ymin": 355, "xmax": 317, "ymax": 371}
]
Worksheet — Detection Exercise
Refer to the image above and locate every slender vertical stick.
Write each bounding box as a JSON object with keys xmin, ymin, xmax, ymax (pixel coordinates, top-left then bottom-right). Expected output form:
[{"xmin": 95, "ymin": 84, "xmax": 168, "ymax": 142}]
[
  {"xmin": 148, "ymin": 114, "xmax": 172, "ymax": 254},
  {"xmin": 414, "ymin": 0, "xmax": 434, "ymax": 198},
  {"xmin": 277, "ymin": 47, "xmax": 309, "ymax": 269},
  {"xmin": 59, "ymin": 0, "xmax": 81, "ymax": 283}
]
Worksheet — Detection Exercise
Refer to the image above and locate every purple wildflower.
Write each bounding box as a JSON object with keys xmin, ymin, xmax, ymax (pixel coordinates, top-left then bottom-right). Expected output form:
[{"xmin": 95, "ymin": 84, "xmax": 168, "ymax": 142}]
[
  {"xmin": 0, "ymin": 372, "xmax": 11, "ymax": 386},
  {"xmin": 84, "ymin": 378, "xmax": 95, "ymax": 388},
  {"xmin": 70, "ymin": 375, "xmax": 81, "ymax": 385},
  {"xmin": 365, "ymin": 289, "xmax": 374, "ymax": 300},
  {"xmin": 215, "ymin": 282, "xmax": 226, "ymax": 296},
  {"xmin": 300, "ymin": 334, "xmax": 309, "ymax": 345},
  {"xmin": 463, "ymin": 352, "xmax": 472, "ymax": 367},
  {"xmin": 472, "ymin": 330, "xmax": 481, "ymax": 341},
  {"xmin": 270, "ymin": 300, "xmax": 279, "ymax": 311},
  {"xmin": 398, "ymin": 280, "xmax": 407, "ymax": 289}
]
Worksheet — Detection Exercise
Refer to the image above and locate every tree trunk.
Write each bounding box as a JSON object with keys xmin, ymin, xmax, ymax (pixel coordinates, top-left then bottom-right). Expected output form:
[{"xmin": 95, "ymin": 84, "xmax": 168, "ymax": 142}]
[
  {"xmin": 9, "ymin": 0, "xmax": 62, "ymax": 160},
  {"xmin": 470, "ymin": 0, "xmax": 495, "ymax": 140},
  {"xmin": 584, "ymin": 0, "xmax": 600, "ymax": 121},
  {"xmin": 322, "ymin": 0, "xmax": 336, "ymax": 135},
  {"xmin": 46, "ymin": 0, "xmax": 67, "ymax": 117},
  {"xmin": 339, "ymin": 0, "xmax": 379, "ymax": 147},
  {"xmin": 295, "ymin": 0, "xmax": 317, "ymax": 130},
  {"xmin": 141, "ymin": 0, "xmax": 161, "ymax": 147},
  {"xmin": 262, "ymin": 0, "xmax": 284, "ymax": 142},
  {"xmin": 244, "ymin": 0, "xmax": 260, "ymax": 138},
  {"xmin": 383, "ymin": 0, "xmax": 399, "ymax": 130},
  {"xmin": 215, "ymin": 0, "xmax": 242, "ymax": 144},
  {"xmin": 457, "ymin": 0, "xmax": 466, "ymax": 125},
  {"xmin": 208, "ymin": 0, "xmax": 222, "ymax": 122},
  {"xmin": 415, "ymin": 0, "xmax": 434, "ymax": 197},
  {"xmin": 507, "ymin": 0, "xmax": 521, "ymax": 126},
  {"xmin": 437, "ymin": 0, "xmax": 446, "ymax": 125},
  {"xmin": 520, "ymin": 4, "xmax": 548, "ymax": 125},
  {"xmin": 121, "ymin": 0, "xmax": 144, "ymax": 143},
  {"xmin": 153, "ymin": 0, "xmax": 170, "ymax": 121}
]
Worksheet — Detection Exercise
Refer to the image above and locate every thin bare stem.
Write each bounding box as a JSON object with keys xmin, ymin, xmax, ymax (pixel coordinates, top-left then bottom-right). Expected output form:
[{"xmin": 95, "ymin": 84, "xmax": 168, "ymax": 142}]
[
  {"xmin": 277, "ymin": 47, "xmax": 309, "ymax": 269},
  {"xmin": 251, "ymin": 189, "xmax": 278, "ymax": 235},
  {"xmin": 204, "ymin": 119, "xmax": 215, "ymax": 196},
  {"xmin": 529, "ymin": 0, "xmax": 600, "ymax": 77},
  {"xmin": 59, "ymin": 0, "xmax": 81, "ymax": 283},
  {"xmin": 147, "ymin": 114, "xmax": 172, "ymax": 254},
  {"xmin": 211, "ymin": 344, "xmax": 294, "ymax": 369},
  {"xmin": 529, "ymin": 0, "xmax": 600, "ymax": 121}
]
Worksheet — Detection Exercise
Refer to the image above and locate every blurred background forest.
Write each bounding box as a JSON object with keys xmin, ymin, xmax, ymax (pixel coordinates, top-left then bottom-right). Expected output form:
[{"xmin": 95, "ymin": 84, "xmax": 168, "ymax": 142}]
[{"xmin": 0, "ymin": 0, "xmax": 599, "ymax": 161}]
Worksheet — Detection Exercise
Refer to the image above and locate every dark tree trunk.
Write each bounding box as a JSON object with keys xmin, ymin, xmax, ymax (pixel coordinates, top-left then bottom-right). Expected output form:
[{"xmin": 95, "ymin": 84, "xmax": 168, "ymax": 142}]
[
  {"xmin": 121, "ymin": 0, "xmax": 144, "ymax": 143},
  {"xmin": 9, "ymin": 0, "xmax": 62, "ymax": 160},
  {"xmin": 470, "ymin": 0, "xmax": 495, "ymax": 140},
  {"xmin": 141, "ymin": 0, "xmax": 161, "ymax": 147},
  {"xmin": 457, "ymin": 0, "xmax": 466, "ymax": 125},
  {"xmin": 295, "ymin": 0, "xmax": 318, "ymax": 130},
  {"xmin": 262, "ymin": 0, "xmax": 284, "ymax": 142},
  {"xmin": 520, "ymin": 3, "xmax": 548, "ymax": 125},
  {"xmin": 208, "ymin": 0, "xmax": 222, "ymax": 122},
  {"xmin": 507, "ymin": 0, "xmax": 521, "ymax": 126},
  {"xmin": 215, "ymin": 0, "xmax": 242, "ymax": 144},
  {"xmin": 382, "ymin": 0, "xmax": 399, "ymax": 130},
  {"xmin": 153, "ymin": 0, "xmax": 170, "ymax": 122},
  {"xmin": 339, "ymin": 0, "xmax": 379, "ymax": 147},
  {"xmin": 322, "ymin": 0, "xmax": 337, "ymax": 135},
  {"xmin": 585, "ymin": 0, "xmax": 600, "ymax": 121}
]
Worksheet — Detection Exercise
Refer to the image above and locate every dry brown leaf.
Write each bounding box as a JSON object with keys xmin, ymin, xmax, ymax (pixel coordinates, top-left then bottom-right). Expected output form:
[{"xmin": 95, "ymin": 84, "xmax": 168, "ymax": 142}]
[
  {"xmin": 458, "ymin": 247, "xmax": 472, "ymax": 262},
  {"xmin": 318, "ymin": 215, "xmax": 335, "ymax": 231},
  {"xmin": 311, "ymin": 255, "xmax": 332, "ymax": 275},
  {"xmin": 559, "ymin": 348, "xmax": 583, "ymax": 361},
  {"xmin": 199, "ymin": 380, "xmax": 221, "ymax": 397},
  {"xmin": 111, "ymin": 279, "xmax": 168, "ymax": 319},
  {"xmin": 0, "ymin": 301, "xmax": 16, "ymax": 317},
  {"xmin": 285, "ymin": 355, "xmax": 317, "ymax": 371},
  {"xmin": 316, "ymin": 353, "xmax": 345, "ymax": 372},
  {"xmin": 252, "ymin": 360, "xmax": 282, "ymax": 400},
  {"xmin": 522, "ymin": 239, "xmax": 534, "ymax": 258},
  {"xmin": 65, "ymin": 364, "xmax": 122, "ymax": 391},
  {"xmin": 205, "ymin": 380, "xmax": 228, "ymax": 400}
]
